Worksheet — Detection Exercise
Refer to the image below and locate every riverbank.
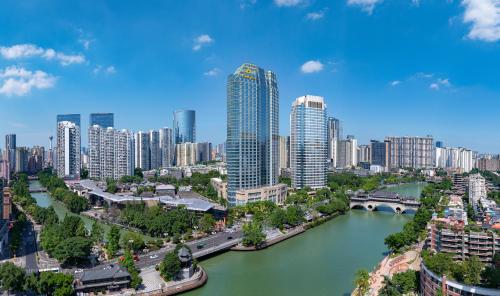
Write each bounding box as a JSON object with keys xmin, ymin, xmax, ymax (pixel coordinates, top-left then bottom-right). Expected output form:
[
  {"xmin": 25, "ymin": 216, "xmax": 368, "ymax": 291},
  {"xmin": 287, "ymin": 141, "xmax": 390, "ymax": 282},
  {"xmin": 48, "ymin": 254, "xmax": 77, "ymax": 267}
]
[{"xmin": 137, "ymin": 267, "xmax": 208, "ymax": 296}]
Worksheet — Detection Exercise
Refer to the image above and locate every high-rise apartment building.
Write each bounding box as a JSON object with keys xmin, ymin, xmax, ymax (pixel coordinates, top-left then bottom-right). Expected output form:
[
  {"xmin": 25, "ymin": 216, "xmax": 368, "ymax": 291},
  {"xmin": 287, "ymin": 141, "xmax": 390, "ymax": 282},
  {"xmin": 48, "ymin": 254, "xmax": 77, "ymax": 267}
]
[
  {"xmin": 15, "ymin": 147, "xmax": 29, "ymax": 173},
  {"xmin": 290, "ymin": 95, "xmax": 327, "ymax": 189},
  {"xmin": 226, "ymin": 63, "xmax": 279, "ymax": 205},
  {"xmin": 385, "ymin": 136, "xmax": 434, "ymax": 169},
  {"xmin": 435, "ymin": 147, "xmax": 473, "ymax": 173},
  {"xmin": 89, "ymin": 113, "xmax": 114, "ymax": 128},
  {"xmin": 173, "ymin": 110, "xmax": 196, "ymax": 144},
  {"xmin": 357, "ymin": 145, "xmax": 371, "ymax": 164},
  {"xmin": 175, "ymin": 143, "xmax": 198, "ymax": 167},
  {"xmin": 197, "ymin": 142, "xmax": 212, "ymax": 163},
  {"xmin": 149, "ymin": 130, "xmax": 161, "ymax": 169},
  {"xmin": 370, "ymin": 140, "xmax": 391, "ymax": 168},
  {"xmin": 159, "ymin": 127, "xmax": 174, "ymax": 167},
  {"xmin": 56, "ymin": 121, "xmax": 81, "ymax": 179},
  {"xmin": 89, "ymin": 125, "xmax": 134, "ymax": 180},
  {"xmin": 279, "ymin": 136, "xmax": 290, "ymax": 173},
  {"xmin": 327, "ymin": 117, "xmax": 341, "ymax": 168},
  {"xmin": 337, "ymin": 135, "xmax": 358, "ymax": 168},
  {"xmin": 134, "ymin": 131, "xmax": 151, "ymax": 171}
]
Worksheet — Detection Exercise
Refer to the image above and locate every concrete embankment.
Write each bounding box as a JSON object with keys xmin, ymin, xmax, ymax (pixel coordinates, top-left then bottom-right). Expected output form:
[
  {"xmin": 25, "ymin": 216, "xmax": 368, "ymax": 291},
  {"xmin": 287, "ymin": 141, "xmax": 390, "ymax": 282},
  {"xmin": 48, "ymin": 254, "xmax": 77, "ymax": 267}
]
[{"xmin": 138, "ymin": 267, "xmax": 208, "ymax": 296}]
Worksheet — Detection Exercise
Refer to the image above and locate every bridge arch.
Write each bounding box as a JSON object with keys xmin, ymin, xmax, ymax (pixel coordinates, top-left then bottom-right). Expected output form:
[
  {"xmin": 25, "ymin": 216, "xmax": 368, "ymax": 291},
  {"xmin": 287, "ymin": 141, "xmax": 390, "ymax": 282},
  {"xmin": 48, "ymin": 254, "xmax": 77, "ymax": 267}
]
[{"xmin": 351, "ymin": 204, "xmax": 368, "ymax": 211}]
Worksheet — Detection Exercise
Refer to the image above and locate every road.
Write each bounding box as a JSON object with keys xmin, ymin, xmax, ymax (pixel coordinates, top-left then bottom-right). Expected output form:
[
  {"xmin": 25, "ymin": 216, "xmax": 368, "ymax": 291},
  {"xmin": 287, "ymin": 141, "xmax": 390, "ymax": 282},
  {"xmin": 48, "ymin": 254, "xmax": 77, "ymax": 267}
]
[
  {"xmin": 135, "ymin": 229, "xmax": 243, "ymax": 269},
  {"xmin": 19, "ymin": 221, "xmax": 38, "ymax": 273}
]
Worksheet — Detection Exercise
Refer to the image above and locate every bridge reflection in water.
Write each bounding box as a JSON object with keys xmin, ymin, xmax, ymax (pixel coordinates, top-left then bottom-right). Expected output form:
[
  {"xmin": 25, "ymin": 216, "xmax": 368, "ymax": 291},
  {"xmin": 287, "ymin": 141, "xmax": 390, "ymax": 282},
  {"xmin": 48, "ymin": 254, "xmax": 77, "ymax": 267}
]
[{"xmin": 350, "ymin": 191, "xmax": 420, "ymax": 214}]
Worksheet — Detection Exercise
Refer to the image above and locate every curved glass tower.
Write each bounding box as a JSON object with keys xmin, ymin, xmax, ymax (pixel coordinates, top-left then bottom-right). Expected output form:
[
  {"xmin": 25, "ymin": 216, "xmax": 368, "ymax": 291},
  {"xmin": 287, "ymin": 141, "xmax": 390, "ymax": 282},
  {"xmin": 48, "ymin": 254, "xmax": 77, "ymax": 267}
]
[
  {"xmin": 173, "ymin": 110, "xmax": 196, "ymax": 144},
  {"xmin": 226, "ymin": 63, "xmax": 279, "ymax": 205}
]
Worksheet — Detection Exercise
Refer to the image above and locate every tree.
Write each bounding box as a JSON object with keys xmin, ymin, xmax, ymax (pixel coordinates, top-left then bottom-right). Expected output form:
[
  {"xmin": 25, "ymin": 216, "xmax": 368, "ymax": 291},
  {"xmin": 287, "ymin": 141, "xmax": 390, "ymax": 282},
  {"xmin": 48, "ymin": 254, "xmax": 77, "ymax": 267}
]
[
  {"xmin": 107, "ymin": 225, "xmax": 121, "ymax": 257},
  {"xmin": 121, "ymin": 250, "xmax": 142, "ymax": 289},
  {"xmin": 242, "ymin": 222, "xmax": 265, "ymax": 247},
  {"xmin": 160, "ymin": 252, "xmax": 181, "ymax": 281},
  {"xmin": 391, "ymin": 270, "xmax": 419, "ymax": 293},
  {"xmin": 270, "ymin": 208, "xmax": 287, "ymax": 229},
  {"xmin": 354, "ymin": 269, "xmax": 370, "ymax": 296},
  {"xmin": 0, "ymin": 262, "xmax": 26, "ymax": 293},
  {"xmin": 285, "ymin": 205, "xmax": 304, "ymax": 226},
  {"xmin": 120, "ymin": 231, "xmax": 145, "ymax": 252},
  {"xmin": 52, "ymin": 237, "xmax": 93, "ymax": 265},
  {"xmin": 198, "ymin": 213, "xmax": 216, "ymax": 234},
  {"xmin": 463, "ymin": 256, "xmax": 484, "ymax": 285},
  {"xmin": 91, "ymin": 221, "xmax": 104, "ymax": 243},
  {"xmin": 37, "ymin": 272, "xmax": 74, "ymax": 296},
  {"xmin": 134, "ymin": 168, "xmax": 143, "ymax": 178}
]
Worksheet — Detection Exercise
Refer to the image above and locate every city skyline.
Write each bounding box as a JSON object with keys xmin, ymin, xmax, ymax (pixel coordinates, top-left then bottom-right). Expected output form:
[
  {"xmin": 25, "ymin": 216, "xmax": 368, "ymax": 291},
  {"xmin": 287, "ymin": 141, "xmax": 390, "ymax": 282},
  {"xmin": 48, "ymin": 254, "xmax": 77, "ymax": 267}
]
[{"xmin": 1, "ymin": 1, "xmax": 499, "ymax": 153}]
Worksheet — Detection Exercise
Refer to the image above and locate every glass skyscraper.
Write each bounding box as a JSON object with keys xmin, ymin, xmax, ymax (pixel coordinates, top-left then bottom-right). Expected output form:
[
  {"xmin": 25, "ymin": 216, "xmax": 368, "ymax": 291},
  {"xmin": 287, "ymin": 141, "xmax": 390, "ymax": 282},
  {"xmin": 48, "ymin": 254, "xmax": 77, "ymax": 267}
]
[
  {"xmin": 89, "ymin": 113, "xmax": 114, "ymax": 128},
  {"xmin": 57, "ymin": 114, "xmax": 81, "ymax": 127},
  {"xmin": 290, "ymin": 95, "xmax": 327, "ymax": 189},
  {"xmin": 226, "ymin": 63, "xmax": 279, "ymax": 205},
  {"xmin": 173, "ymin": 110, "xmax": 196, "ymax": 144}
]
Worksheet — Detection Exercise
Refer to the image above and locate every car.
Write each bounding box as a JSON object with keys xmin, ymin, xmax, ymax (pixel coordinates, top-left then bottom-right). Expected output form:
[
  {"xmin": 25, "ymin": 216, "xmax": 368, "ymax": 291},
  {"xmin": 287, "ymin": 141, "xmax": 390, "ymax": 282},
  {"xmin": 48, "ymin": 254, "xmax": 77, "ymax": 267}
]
[
  {"xmin": 149, "ymin": 254, "xmax": 158, "ymax": 259},
  {"xmin": 227, "ymin": 236, "xmax": 233, "ymax": 240},
  {"xmin": 74, "ymin": 269, "xmax": 83, "ymax": 273},
  {"xmin": 197, "ymin": 243, "xmax": 205, "ymax": 249}
]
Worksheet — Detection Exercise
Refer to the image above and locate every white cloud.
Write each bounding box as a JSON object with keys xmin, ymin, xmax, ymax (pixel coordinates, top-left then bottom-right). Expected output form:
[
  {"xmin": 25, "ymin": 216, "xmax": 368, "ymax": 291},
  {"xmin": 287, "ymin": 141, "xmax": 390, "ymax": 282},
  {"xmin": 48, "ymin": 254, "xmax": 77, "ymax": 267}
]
[
  {"xmin": 300, "ymin": 60, "xmax": 324, "ymax": 73},
  {"xmin": 204, "ymin": 68, "xmax": 221, "ymax": 76},
  {"xmin": 390, "ymin": 80, "xmax": 401, "ymax": 86},
  {"xmin": 412, "ymin": 0, "xmax": 420, "ymax": 7},
  {"xmin": 240, "ymin": 0, "xmax": 257, "ymax": 9},
  {"xmin": 347, "ymin": 0, "xmax": 382, "ymax": 15},
  {"xmin": 462, "ymin": 0, "xmax": 500, "ymax": 42},
  {"xmin": 307, "ymin": 11, "xmax": 325, "ymax": 20},
  {"xmin": 0, "ymin": 44, "xmax": 86, "ymax": 66},
  {"xmin": 274, "ymin": 0, "xmax": 304, "ymax": 7},
  {"xmin": 429, "ymin": 83, "xmax": 440, "ymax": 90},
  {"xmin": 193, "ymin": 34, "xmax": 214, "ymax": 51},
  {"xmin": 430, "ymin": 78, "xmax": 452, "ymax": 90},
  {"xmin": 93, "ymin": 65, "xmax": 116, "ymax": 75},
  {"xmin": 0, "ymin": 66, "xmax": 56, "ymax": 96}
]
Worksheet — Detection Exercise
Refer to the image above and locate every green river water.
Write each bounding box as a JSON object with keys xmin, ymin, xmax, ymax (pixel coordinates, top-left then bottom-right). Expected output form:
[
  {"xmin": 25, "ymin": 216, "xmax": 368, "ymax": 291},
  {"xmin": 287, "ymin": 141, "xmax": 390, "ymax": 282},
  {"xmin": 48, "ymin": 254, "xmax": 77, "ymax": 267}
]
[{"xmin": 186, "ymin": 182, "xmax": 426, "ymax": 296}]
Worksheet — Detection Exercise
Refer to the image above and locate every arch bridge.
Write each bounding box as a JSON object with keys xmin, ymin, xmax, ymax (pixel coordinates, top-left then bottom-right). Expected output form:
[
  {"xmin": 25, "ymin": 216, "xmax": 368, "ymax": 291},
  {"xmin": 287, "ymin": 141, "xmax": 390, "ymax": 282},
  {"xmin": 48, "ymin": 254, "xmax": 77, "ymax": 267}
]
[{"xmin": 350, "ymin": 191, "xmax": 420, "ymax": 214}]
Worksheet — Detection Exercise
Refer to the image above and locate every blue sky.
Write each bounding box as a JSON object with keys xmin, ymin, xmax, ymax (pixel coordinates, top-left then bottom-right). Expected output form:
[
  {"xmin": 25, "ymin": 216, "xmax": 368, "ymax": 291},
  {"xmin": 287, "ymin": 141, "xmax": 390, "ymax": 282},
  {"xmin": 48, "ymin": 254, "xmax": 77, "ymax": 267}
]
[{"xmin": 0, "ymin": 0, "xmax": 499, "ymax": 153}]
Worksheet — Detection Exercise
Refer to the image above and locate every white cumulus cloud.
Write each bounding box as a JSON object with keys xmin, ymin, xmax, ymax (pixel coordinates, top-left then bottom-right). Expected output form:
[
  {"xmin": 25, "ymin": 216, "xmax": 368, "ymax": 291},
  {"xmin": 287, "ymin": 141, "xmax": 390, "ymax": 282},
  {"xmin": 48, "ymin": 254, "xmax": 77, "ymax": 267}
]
[
  {"xmin": 307, "ymin": 11, "xmax": 325, "ymax": 20},
  {"xmin": 301, "ymin": 60, "xmax": 324, "ymax": 73},
  {"xmin": 274, "ymin": 0, "xmax": 304, "ymax": 7},
  {"xmin": 93, "ymin": 65, "xmax": 116, "ymax": 75},
  {"xmin": 193, "ymin": 35, "xmax": 214, "ymax": 51},
  {"xmin": 204, "ymin": 68, "xmax": 221, "ymax": 76},
  {"xmin": 430, "ymin": 78, "xmax": 452, "ymax": 90},
  {"xmin": 390, "ymin": 80, "xmax": 401, "ymax": 86},
  {"xmin": 347, "ymin": 0, "xmax": 382, "ymax": 15},
  {"xmin": 0, "ymin": 66, "xmax": 56, "ymax": 97},
  {"xmin": 0, "ymin": 44, "xmax": 86, "ymax": 66},
  {"xmin": 462, "ymin": 0, "xmax": 500, "ymax": 42}
]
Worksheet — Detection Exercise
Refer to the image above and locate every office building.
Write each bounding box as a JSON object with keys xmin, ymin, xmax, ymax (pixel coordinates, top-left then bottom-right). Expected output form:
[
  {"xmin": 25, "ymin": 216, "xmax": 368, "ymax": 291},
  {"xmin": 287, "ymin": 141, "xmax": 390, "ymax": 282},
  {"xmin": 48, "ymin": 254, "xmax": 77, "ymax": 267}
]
[
  {"xmin": 57, "ymin": 114, "xmax": 81, "ymax": 127},
  {"xmin": 175, "ymin": 143, "xmax": 197, "ymax": 167},
  {"xmin": 279, "ymin": 136, "xmax": 290, "ymax": 173},
  {"xmin": 435, "ymin": 140, "xmax": 443, "ymax": 148},
  {"xmin": 134, "ymin": 131, "xmax": 150, "ymax": 171},
  {"xmin": 4, "ymin": 134, "xmax": 16, "ymax": 173},
  {"xmin": 385, "ymin": 136, "xmax": 434, "ymax": 169},
  {"xmin": 197, "ymin": 142, "xmax": 212, "ymax": 163},
  {"xmin": 28, "ymin": 146, "xmax": 44, "ymax": 174},
  {"xmin": 337, "ymin": 135, "xmax": 358, "ymax": 168},
  {"xmin": 149, "ymin": 130, "xmax": 161, "ymax": 169},
  {"xmin": 56, "ymin": 121, "xmax": 81, "ymax": 179},
  {"xmin": 173, "ymin": 110, "xmax": 196, "ymax": 144},
  {"xmin": 89, "ymin": 113, "xmax": 114, "ymax": 128},
  {"xmin": 89, "ymin": 125, "xmax": 134, "ymax": 180},
  {"xmin": 327, "ymin": 117, "xmax": 341, "ymax": 168},
  {"xmin": 290, "ymin": 95, "xmax": 328, "ymax": 189},
  {"xmin": 235, "ymin": 183, "xmax": 288, "ymax": 205},
  {"xmin": 226, "ymin": 63, "xmax": 279, "ymax": 205},
  {"xmin": 371, "ymin": 140, "xmax": 391, "ymax": 168},
  {"xmin": 159, "ymin": 127, "xmax": 174, "ymax": 167}
]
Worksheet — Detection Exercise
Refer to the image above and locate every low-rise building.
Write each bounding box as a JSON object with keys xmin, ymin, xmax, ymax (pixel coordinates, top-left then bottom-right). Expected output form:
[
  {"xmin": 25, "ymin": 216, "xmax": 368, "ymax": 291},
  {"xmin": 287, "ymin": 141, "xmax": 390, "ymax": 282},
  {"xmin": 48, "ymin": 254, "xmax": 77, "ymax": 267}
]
[
  {"xmin": 210, "ymin": 177, "xmax": 227, "ymax": 201},
  {"xmin": 235, "ymin": 183, "xmax": 288, "ymax": 206},
  {"xmin": 74, "ymin": 264, "xmax": 131, "ymax": 293}
]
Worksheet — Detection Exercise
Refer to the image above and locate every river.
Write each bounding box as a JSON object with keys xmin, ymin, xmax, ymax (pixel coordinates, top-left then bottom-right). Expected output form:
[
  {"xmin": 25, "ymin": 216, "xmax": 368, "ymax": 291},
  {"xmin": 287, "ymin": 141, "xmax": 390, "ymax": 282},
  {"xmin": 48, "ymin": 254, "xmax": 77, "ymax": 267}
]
[{"xmin": 185, "ymin": 182, "xmax": 425, "ymax": 296}]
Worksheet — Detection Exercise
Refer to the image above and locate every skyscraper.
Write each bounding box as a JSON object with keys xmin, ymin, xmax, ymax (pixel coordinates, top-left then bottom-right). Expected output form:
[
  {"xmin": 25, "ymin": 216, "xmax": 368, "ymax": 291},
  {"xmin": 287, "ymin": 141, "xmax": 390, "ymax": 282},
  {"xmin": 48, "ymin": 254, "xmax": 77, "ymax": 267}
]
[
  {"xmin": 197, "ymin": 142, "xmax": 212, "ymax": 163},
  {"xmin": 371, "ymin": 140, "xmax": 391, "ymax": 168},
  {"xmin": 327, "ymin": 117, "xmax": 341, "ymax": 168},
  {"xmin": 279, "ymin": 136, "xmax": 290, "ymax": 173},
  {"xmin": 159, "ymin": 127, "xmax": 174, "ymax": 167},
  {"xmin": 134, "ymin": 131, "xmax": 150, "ymax": 170},
  {"xmin": 15, "ymin": 147, "xmax": 29, "ymax": 173},
  {"xmin": 57, "ymin": 114, "xmax": 81, "ymax": 127},
  {"xmin": 89, "ymin": 125, "xmax": 134, "ymax": 180},
  {"xmin": 357, "ymin": 145, "xmax": 371, "ymax": 164},
  {"xmin": 175, "ymin": 142, "xmax": 198, "ymax": 166},
  {"xmin": 227, "ymin": 63, "xmax": 279, "ymax": 204},
  {"xmin": 56, "ymin": 121, "xmax": 81, "ymax": 179},
  {"xmin": 149, "ymin": 130, "xmax": 161, "ymax": 169},
  {"xmin": 4, "ymin": 134, "xmax": 16, "ymax": 173},
  {"xmin": 385, "ymin": 136, "xmax": 434, "ymax": 169},
  {"xmin": 173, "ymin": 110, "xmax": 196, "ymax": 144},
  {"xmin": 89, "ymin": 113, "xmax": 114, "ymax": 128},
  {"xmin": 290, "ymin": 96, "xmax": 327, "ymax": 189},
  {"xmin": 337, "ymin": 135, "xmax": 358, "ymax": 168}
]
